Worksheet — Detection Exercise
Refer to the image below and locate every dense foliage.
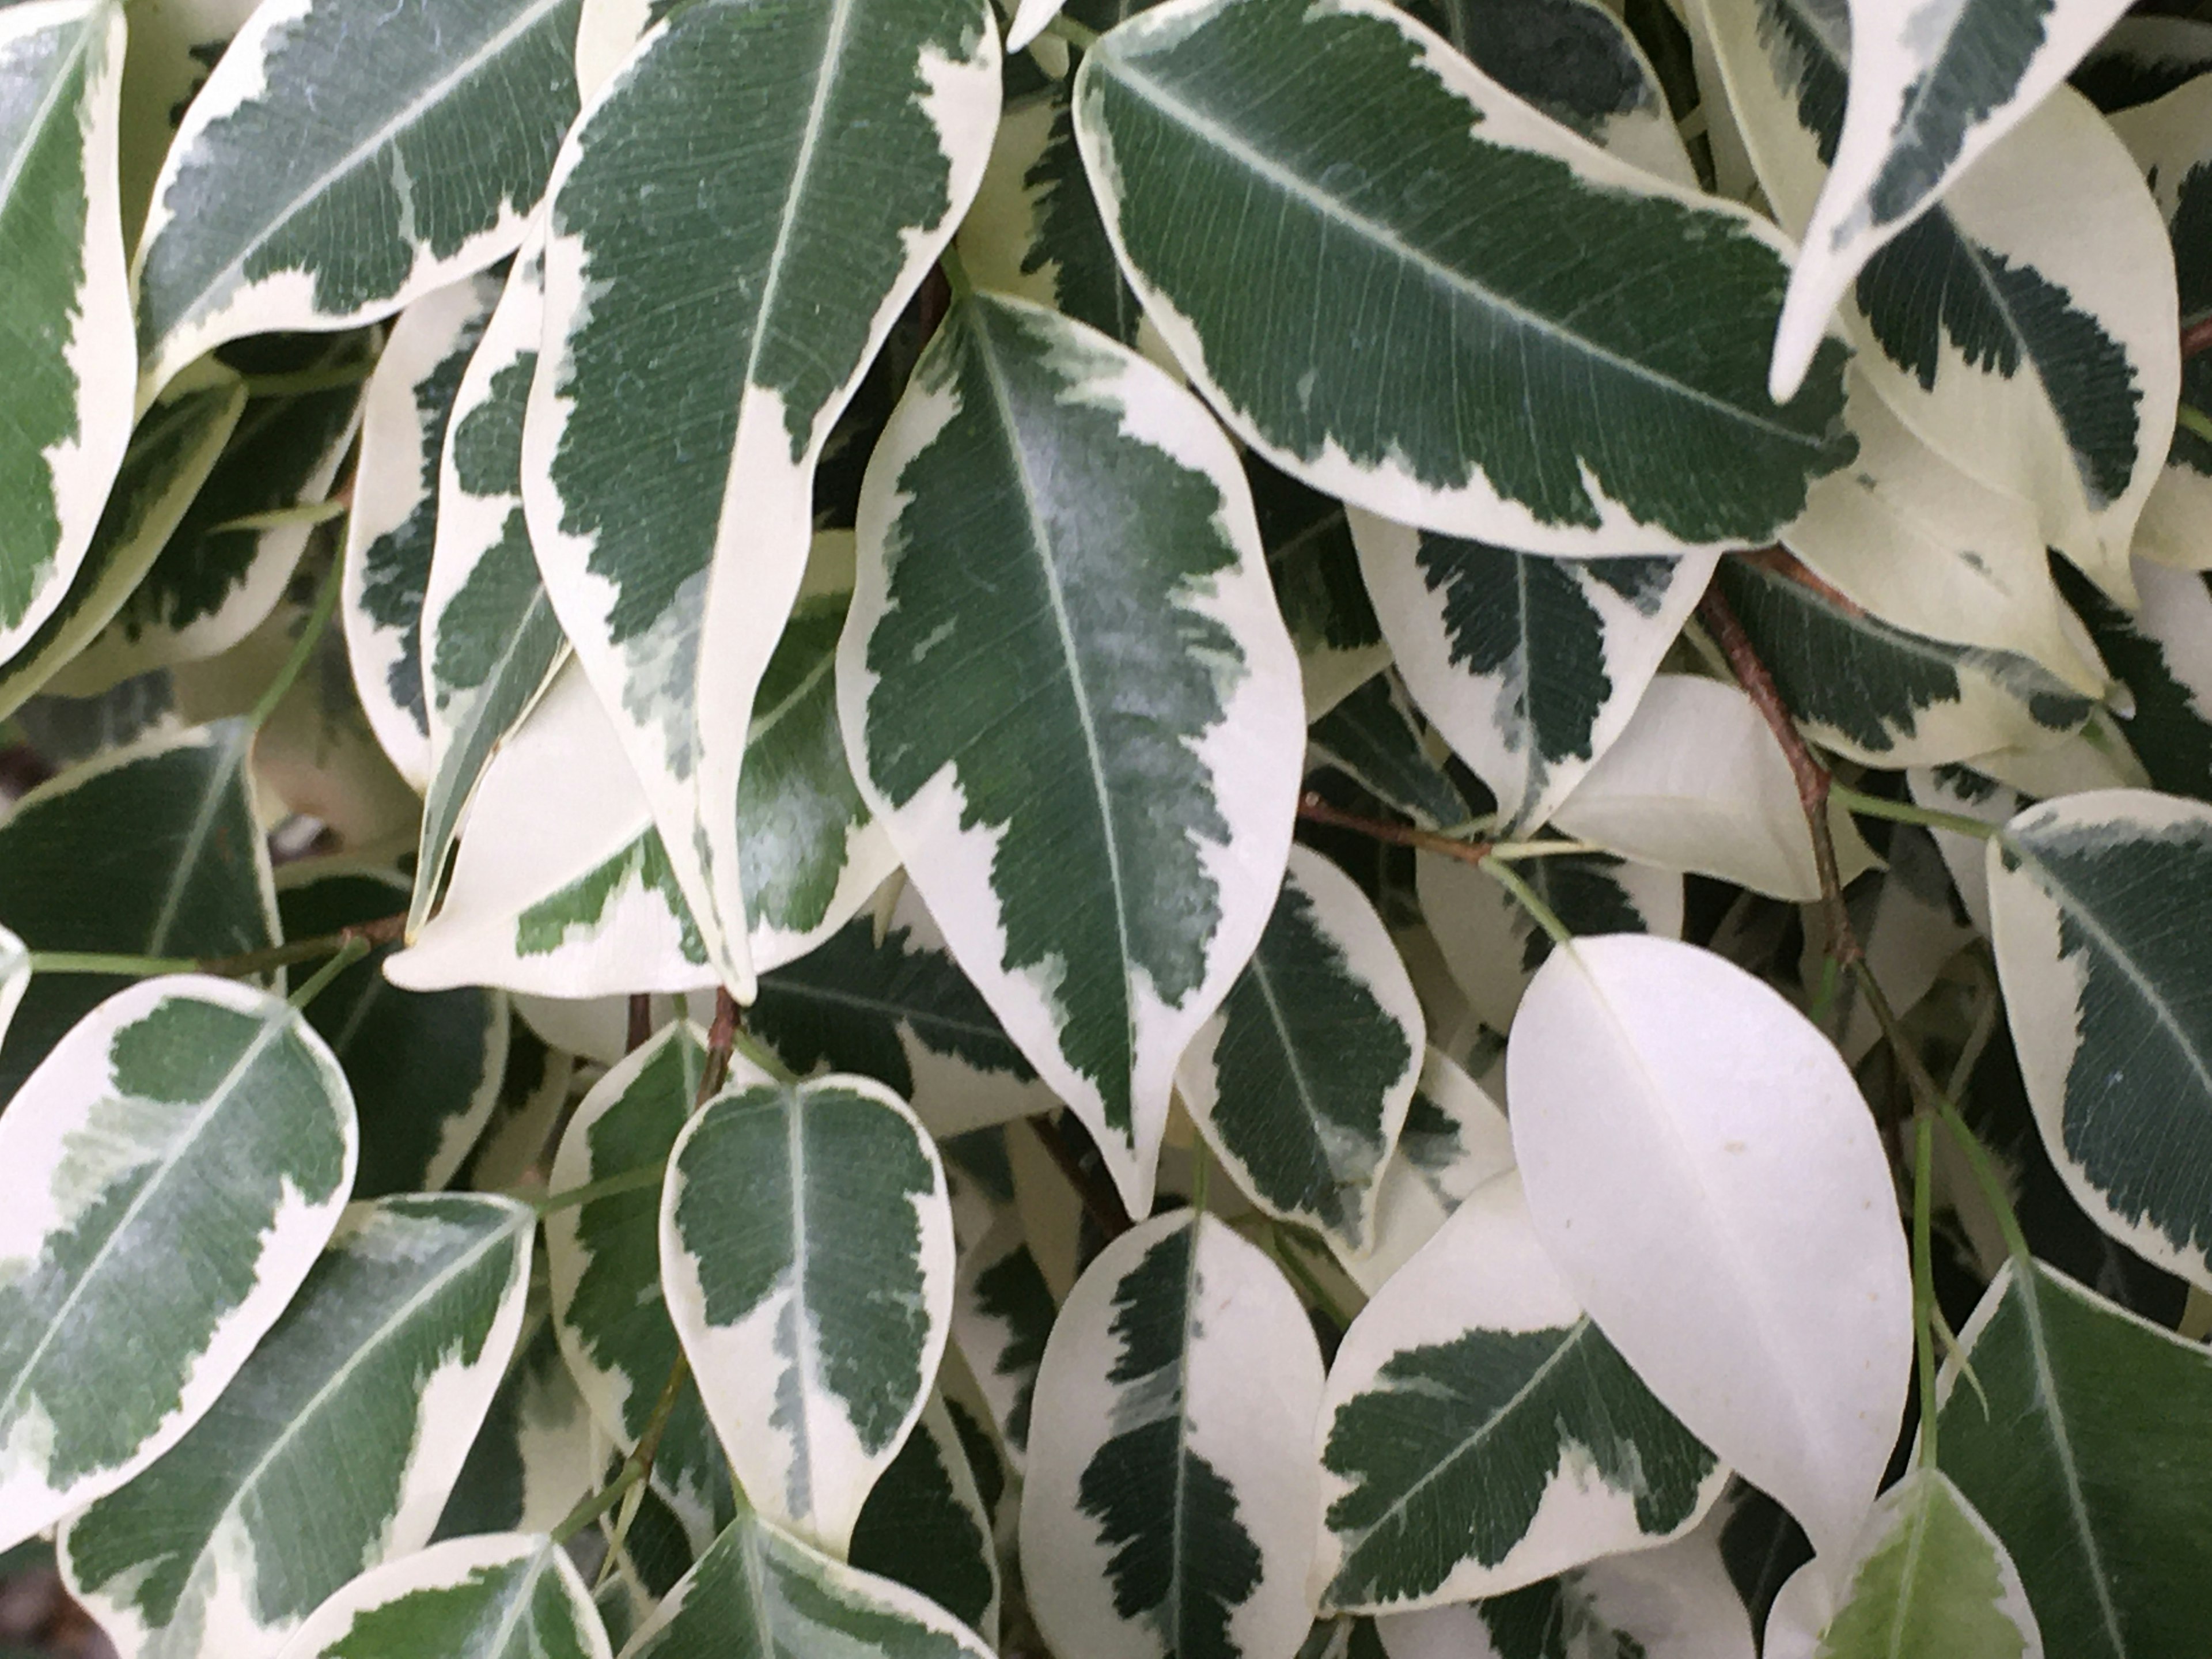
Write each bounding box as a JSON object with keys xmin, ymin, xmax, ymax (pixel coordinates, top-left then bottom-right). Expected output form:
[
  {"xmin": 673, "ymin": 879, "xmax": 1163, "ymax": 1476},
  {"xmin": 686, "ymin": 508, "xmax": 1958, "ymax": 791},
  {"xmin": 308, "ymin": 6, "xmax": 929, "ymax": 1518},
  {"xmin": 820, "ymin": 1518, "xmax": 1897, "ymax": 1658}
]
[{"xmin": 2, "ymin": 0, "xmax": 2211, "ymax": 1654}]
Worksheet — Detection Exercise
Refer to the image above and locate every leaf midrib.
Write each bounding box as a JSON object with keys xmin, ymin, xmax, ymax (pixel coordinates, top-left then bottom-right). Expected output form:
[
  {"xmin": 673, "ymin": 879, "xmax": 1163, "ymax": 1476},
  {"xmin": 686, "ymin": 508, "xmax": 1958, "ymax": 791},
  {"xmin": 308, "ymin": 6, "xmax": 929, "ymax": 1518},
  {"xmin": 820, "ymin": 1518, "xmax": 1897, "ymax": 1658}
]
[{"xmin": 0, "ymin": 1, "xmax": 100, "ymax": 237}]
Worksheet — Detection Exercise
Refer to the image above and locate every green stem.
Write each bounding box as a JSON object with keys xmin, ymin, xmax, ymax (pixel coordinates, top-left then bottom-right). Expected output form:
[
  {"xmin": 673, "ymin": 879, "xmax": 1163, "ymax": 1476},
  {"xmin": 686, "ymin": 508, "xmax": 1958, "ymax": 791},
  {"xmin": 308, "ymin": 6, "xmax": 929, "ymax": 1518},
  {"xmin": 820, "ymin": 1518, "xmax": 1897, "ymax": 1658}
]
[
  {"xmin": 1043, "ymin": 12, "xmax": 1100, "ymax": 50},
  {"xmin": 207, "ymin": 499, "xmax": 349, "ymax": 537},
  {"xmin": 249, "ymin": 554, "xmax": 346, "ymax": 731},
  {"xmin": 28, "ymin": 915, "xmax": 406, "ymax": 982},
  {"xmin": 1266, "ymin": 1224, "xmax": 1359, "ymax": 1330},
  {"xmin": 1912, "ymin": 1113, "xmax": 1940, "ymax": 1469},
  {"xmin": 1830, "ymin": 782, "xmax": 1996, "ymax": 843},
  {"xmin": 28, "ymin": 951, "xmax": 198, "ymax": 977},
  {"xmin": 1190, "ymin": 1135, "xmax": 1211, "ymax": 1217},
  {"xmin": 1483, "ymin": 859, "xmax": 1573, "ymax": 948},
  {"xmin": 1483, "ymin": 838, "xmax": 1609, "ymax": 861},
  {"xmin": 288, "ymin": 936, "xmax": 368, "ymax": 1009},
  {"xmin": 555, "ymin": 1352, "xmax": 692, "ymax": 1552},
  {"xmin": 939, "ymin": 240, "xmax": 974, "ymax": 302},
  {"xmin": 536, "ymin": 1162, "xmax": 666, "ymax": 1216},
  {"xmin": 240, "ymin": 362, "xmax": 377, "ymax": 400},
  {"xmin": 729, "ymin": 1025, "xmax": 798, "ymax": 1087},
  {"xmin": 1937, "ymin": 1099, "xmax": 2033, "ymax": 1270},
  {"xmin": 2179, "ymin": 402, "xmax": 2212, "ymax": 446}
]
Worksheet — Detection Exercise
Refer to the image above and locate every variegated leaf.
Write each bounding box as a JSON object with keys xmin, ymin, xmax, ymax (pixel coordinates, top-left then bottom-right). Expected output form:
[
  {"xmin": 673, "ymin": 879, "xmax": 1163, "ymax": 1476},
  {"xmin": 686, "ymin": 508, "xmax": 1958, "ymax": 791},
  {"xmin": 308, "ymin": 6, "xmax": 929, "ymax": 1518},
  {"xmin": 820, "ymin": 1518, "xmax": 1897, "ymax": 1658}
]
[
  {"xmin": 412, "ymin": 228, "xmax": 567, "ymax": 935},
  {"xmin": 1549, "ymin": 674, "xmax": 1878, "ymax": 902},
  {"xmin": 1988, "ymin": 789, "xmax": 2212, "ymax": 1290},
  {"xmin": 455, "ymin": 1022, "xmax": 574, "ymax": 1192},
  {"xmin": 1308, "ymin": 673, "xmax": 1469, "ymax": 834},
  {"xmin": 0, "ymin": 977, "xmax": 356, "ymax": 1554},
  {"xmin": 661, "ymin": 1073, "xmax": 955, "ymax": 1556},
  {"xmin": 1717, "ymin": 553, "xmax": 2093, "ymax": 767},
  {"xmin": 344, "ymin": 271, "xmax": 506, "ymax": 789},
  {"xmin": 0, "ymin": 926, "xmax": 25, "ymax": 1050},
  {"xmin": 1771, "ymin": 0, "xmax": 2139, "ymax": 406},
  {"xmin": 1353, "ymin": 510, "xmax": 1714, "ymax": 830},
  {"xmin": 615, "ymin": 1503, "xmax": 995, "ymax": 1659},
  {"xmin": 1347, "ymin": 1047, "xmax": 1513, "ymax": 1296},
  {"xmin": 0, "ymin": 721, "xmax": 279, "ymax": 1102},
  {"xmin": 0, "ymin": 368, "xmax": 247, "ymax": 725},
  {"xmin": 749, "ymin": 883, "xmax": 1054, "ymax": 1141},
  {"xmin": 1073, "ymin": 0, "xmax": 1854, "ymax": 555},
  {"xmin": 950, "ymin": 1210, "xmax": 1055, "ymax": 1465},
  {"xmin": 1178, "ymin": 844, "xmax": 1422, "ymax": 1255},
  {"xmin": 849, "ymin": 1394, "xmax": 1002, "ymax": 1644},
  {"xmin": 1935, "ymin": 1258, "xmax": 2212, "ymax": 1658},
  {"xmin": 132, "ymin": 0, "xmax": 584, "ymax": 401},
  {"xmin": 1706, "ymin": 0, "xmax": 2175, "ymax": 588},
  {"xmin": 2075, "ymin": 15, "xmax": 2212, "ymax": 112},
  {"xmin": 1322, "ymin": 1172, "xmax": 1721, "ymax": 1613},
  {"xmin": 0, "ymin": 0, "xmax": 132, "ymax": 664},
  {"xmin": 523, "ymin": 0, "xmax": 999, "ymax": 996},
  {"xmin": 1418, "ymin": 847, "xmax": 1681, "ymax": 1034},
  {"xmin": 842, "ymin": 290, "xmax": 1301, "ymax": 1219},
  {"xmin": 1908, "ymin": 763, "xmax": 2022, "ymax": 936},
  {"xmin": 1249, "ymin": 456, "xmax": 1389, "ymax": 723},
  {"xmin": 1021, "ymin": 1210, "xmax": 1324, "ymax": 1659},
  {"xmin": 2057, "ymin": 558, "xmax": 2212, "ymax": 802},
  {"xmin": 278, "ymin": 866, "xmax": 507, "ymax": 1196},
  {"xmin": 276, "ymin": 1533, "xmax": 610, "ymax": 1659},
  {"xmin": 60, "ymin": 1195, "xmax": 535, "ymax": 1659},
  {"xmin": 112, "ymin": 0, "xmax": 259, "ymax": 245},
  {"xmin": 433, "ymin": 1314, "xmax": 598, "ymax": 1541},
  {"xmin": 544, "ymin": 1023, "xmax": 740, "ymax": 1550}
]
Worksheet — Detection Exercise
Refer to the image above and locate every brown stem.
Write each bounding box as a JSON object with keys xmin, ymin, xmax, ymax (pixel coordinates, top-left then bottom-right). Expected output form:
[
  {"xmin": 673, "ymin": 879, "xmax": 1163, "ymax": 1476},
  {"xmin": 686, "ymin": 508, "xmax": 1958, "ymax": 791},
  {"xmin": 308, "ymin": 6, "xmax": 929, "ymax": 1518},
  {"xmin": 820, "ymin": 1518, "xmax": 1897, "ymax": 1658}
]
[
  {"xmin": 1699, "ymin": 580, "xmax": 1863, "ymax": 970},
  {"xmin": 2184, "ymin": 316, "xmax": 2212, "ymax": 361},
  {"xmin": 1297, "ymin": 791, "xmax": 1494, "ymax": 866},
  {"xmin": 697, "ymin": 987, "xmax": 740, "ymax": 1104},
  {"xmin": 1031, "ymin": 1113, "xmax": 1131, "ymax": 1241},
  {"xmin": 199, "ymin": 912, "xmax": 407, "ymax": 977},
  {"xmin": 626, "ymin": 994, "xmax": 653, "ymax": 1054}
]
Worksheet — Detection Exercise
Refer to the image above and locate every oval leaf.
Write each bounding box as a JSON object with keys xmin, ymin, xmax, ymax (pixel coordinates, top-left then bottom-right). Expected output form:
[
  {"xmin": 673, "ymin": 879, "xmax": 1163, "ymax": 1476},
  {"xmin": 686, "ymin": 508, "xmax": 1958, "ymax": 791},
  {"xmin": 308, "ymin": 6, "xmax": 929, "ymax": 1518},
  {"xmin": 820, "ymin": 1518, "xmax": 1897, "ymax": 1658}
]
[
  {"xmin": 849, "ymin": 1393, "xmax": 1002, "ymax": 1644},
  {"xmin": 1508, "ymin": 934, "xmax": 1912, "ymax": 1567},
  {"xmin": 276, "ymin": 1532, "xmax": 611, "ymax": 1659}
]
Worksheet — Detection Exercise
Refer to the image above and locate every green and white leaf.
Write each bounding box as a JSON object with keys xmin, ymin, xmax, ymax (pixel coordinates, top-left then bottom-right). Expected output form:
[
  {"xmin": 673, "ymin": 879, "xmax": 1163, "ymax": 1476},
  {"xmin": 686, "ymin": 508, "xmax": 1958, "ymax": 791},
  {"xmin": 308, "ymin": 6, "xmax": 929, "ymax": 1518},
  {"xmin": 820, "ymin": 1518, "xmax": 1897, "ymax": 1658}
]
[
  {"xmin": 2059, "ymin": 559, "xmax": 2212, "ymax": 802},
  {"xmin": 277, "ymin": 865, "xmax": 508, "ymax": 1196},
  {"xmin": 1508, "ymin": 934, "xmax": 1912, "ymax": 1567},
  {"xmin": 1907, "ymin": 764, "xmax": 2022, "ymax": 935},
  {"xmin": 0, "ymin": 721, "xmax": 279, "ymax": 1103},
  {"xmin": 132, "ymin": 0, "xmax": 584, "ymax": 401},
  {"xmin": 1308, "ymin": 674, "xmax": 1469, "ymax": 834},
  {"xmin": 1418, "ymin": 848, "xmax": 1681, "ymax": 1035},
  {"xmin": 54, "ymin": 355, "xmax": 367, "ymax": 690},
  {"xmin": 60, "ymin": 1194, "xmax": 535, "ymax": 1659},
  {"xmin": 433, "ymin": 1313, "xmax": 599, "ymax": 1541},
  {"xmin": 276, "ymin": 1532, "xmax": 611, "ymax": 1659},
  {"xmin": 1960, "ymin": 706, "xmax": 2151, "ymax": 802},
  {"xmin": 0, "ymin": 976, "xmax": 355, "ymax": 1554},
  {"xmin": 1320, "ymin": 1171, "xmax": 1723, "ymax": 1612},
  {"xmin": 1705, "ymin": 0, "xmax": 2175, "ymax": 586},
  {"xmin": 0, "ymin": 367, "xmax": 247, "ymax": 725},
  {"xmin": 1177, "ymin": 843, "xmax": 1422, "ymax": 1255},
  {"xmin": 749, "ymin": 883, "xmax": 1056, "ymax": 1141},
  {"xmin": 1020, "ymin": 1210, "xmax": 1325, "ymax": 1659},
  {"xmin": 0, "ymin": 0, "xmax": 132, "ymax": 663},
  {"xmin": 849, "ymin": 1394, "xmax": 1002, "ymax": 1645},
  {"xmin": 1827, "ymin": 825, "xmax": 1976, "ymax": 1065},
  {"xmin": 2075, "ymin": 16, "xmax": 2212, "ymax": 111},
  {"xmin": 544, "ymin": 1023, "xmax": 745, "ymax": 1550},
  {"xmin": 456, "ymin": 1024, "xmax": 574, "ymax": 1193},
  {"xmin": 950, "ymin": 1210, "xmax": 1056, "ymax": 1465},
  {"xmin": 1073, "ymin": 0, "xmax": 1854, "ymax": 555},
  {"xmin": 112, "ymin": 0, "xmax": 259, "ymax": 246},
  {"xmin": 1354, "ymin": 510, "xmax": 1715, "ymax": 830},
  {"xmin": 0, "ymin": 926, "xmax": 26, "ymax": 1051},
  {"xmin": 343, "ymin": 271, "xmax": 505, "ymax": 789},
  {"xmin": 523, "ymin": 0, "xmax": 999, "ymax": 997},
  {"xmin": 1760, "ymin": 1469, "xmax": 2039, "ymax": 1659},
  {"xmin": 1987, "ymin": 789, "xmax": 2212, "ymax": 1289},
  {"xmin": 1777, "ymin": 370, "xmax": 2105, "ymax": 695},
  {"xmin": 613, "ymin": 1502, "xmax": 995, "ymax": 1659},
  {"xmin": 1716, "ymin": 554, "xmax": 2093, "ymax": 767},
  {"xmin": 412, "ymin": 227, "xmax": 568, "ymax": 934},
  {"xmin": 1770, "ymin": 0, "xmax": 2138, "ymax": 406},
  {"xmin": 843, "ymin": 291, "xmax": 1301, "ymax": 1219},
  {"xmin": 1935, "ymin": 1259, "xmax": 2212, "ymax": 1657},
  {"xmin": 1248, "ymin": 456, "xmax": 1391, "ymax": 722},
  {"xmin": 661, "ymin": 1073, "xmax": 955, "ymax": 1556},
  {"xmin": 1548, "ymin": 675, "xmax": 1880, "ymax": 902},
  {"xmin": 1346, "ymin": 1047, "xmax": 1514, "ymax": 1296}
]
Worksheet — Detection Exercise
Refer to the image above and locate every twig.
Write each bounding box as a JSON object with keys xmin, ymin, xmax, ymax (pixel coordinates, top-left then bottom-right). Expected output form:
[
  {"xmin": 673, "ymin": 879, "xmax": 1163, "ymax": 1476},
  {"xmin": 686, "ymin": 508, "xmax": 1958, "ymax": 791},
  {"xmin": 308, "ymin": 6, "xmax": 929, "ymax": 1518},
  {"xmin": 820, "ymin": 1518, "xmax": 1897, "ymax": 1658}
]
[
  {"xmin": 1297, "ymin": 793, "xmax": 1491, "ymax": 865},
  {"xmin": 697, "ymin": 988, "xmax": 739, "ymax": 1104},
  {"xmin": 2183, "ymin": 316, "xmax": 2212, "ymax": 361},
  {"xmin": 1031, "ymin": 1113, "xmax": 1131, "ymax": 1240},
  {"xmin": 627, "ymin": 994, "xmax": 653, "ymax": 1054},
  {"xmin": 553, "ymin": 1352, "xmax": 692, "ymax": 1554},
  {"xmin": 32, "ymin": 913, "xmax": 407, "ymax": 980},
  {"xmin": 248, "ymin": 553, "xmax": 346, "ymax": 731}
]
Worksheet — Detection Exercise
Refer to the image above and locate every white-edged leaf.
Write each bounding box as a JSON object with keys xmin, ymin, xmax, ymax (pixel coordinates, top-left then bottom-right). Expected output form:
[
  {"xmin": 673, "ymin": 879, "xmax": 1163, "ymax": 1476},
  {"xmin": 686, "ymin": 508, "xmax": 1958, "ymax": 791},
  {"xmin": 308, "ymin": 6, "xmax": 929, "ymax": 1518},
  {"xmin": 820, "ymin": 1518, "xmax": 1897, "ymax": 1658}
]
[
  {"xmin": 0, "ymin": 368, "xmax": 247, "ymax": 725},
  {"xmin": 849, "ymin": 1393, "xmax": 1002, "ymax": 1645},
  {"xmin": 433, "ymin": 1313, "xmax": 599, "ymax": 1541},
  {"xmin": 1829, "ymin": 825, "xmax": 1975, "ymax": 1065},
  {"xmin": 412, "ymin": 227, "xmax": 567, "ymax": 935},
  {"xmin": 1020, "ymin": 1209, "xmax": 1325, "ymax": 1659},
  {"xmin": 1548, "ymin": 673, "xmax": 1880, "ymax": 902},
  {"xmin": 1715, "ymin": 552, "xmax": 2094, "ymax": 767},
  {"xmin": 0, "ymin": 926, "xmax": 25, "ymax": 1051},
  {"xmin": 132, "ymin": 0, "xmax": 584, "ymax": 402},
  {"xmin": 1248, "ymin": 456, "xmax": 1392, "ymax": 723},
  {"xmin": 0, "ymin": 0, "xmax": 132, "ymax": 662},
  {"xmin": 544, "ymin": 1023, "xmax": 743, "ymax": 1551},
  {"xmin": 1308, "ymin": 674, "xmax": 1470, "ymax": 834},
  {"xmin": 112, "ymin": 0, "xmax": 258, "ymax": 245},
  {"xmin": 2058, "ymin": 558, "xmax": 2212, "ymax": 801},
  {"xmin": 1987, "ymin": 788, "xmax": 2212, "ymax": 1290},
  {"xmin": 1073, "ymin": 0, "xmax": 1854, "ymax": 556},
  {"xmin": 343, "ymin": 271, "xmax": 506, "ymax": 789},
  {"xmin": 60, "ymin": 1194, "xmax": 535, "ymax": 1659},
  {"xmin": 1508, "ymin": 934, "xmax": 1913, "ymax": 1567},
  {"xmin": 1418, "ymin": 848, "xmax": 1682, "ymax": 1036},
  {"xmin": 276, "ymin": 1532, "xmax": 611, "ymax": 1659},
  {"xmin": 1933, "ymin": 1257, "xmax": 2212, "ymax": 1658},
  {"xmin": 0, "ymin": 719, "xmax": 279, "ymax": 1103},
  {"xmin": 1907, "ymin": 764, "xmax": 2022, "ymax": 936},
  {"xmin": 1006, "ymin": 0, "xmax": 1066, "ymax": 52},
  {"xmin": 523, "ymin": 0, "xmax": 999, "ymax": 996},
  {"xmin": 1178, "ymin": 844, "xmax": 1421, "ymax": 1255},
  {"xmin": 2075, "ymin": 15, "xmax": 2212, "ymax": 111},
  {"xmin": 1319, "ymin": 1171, "xmax": 1725, "ymax": 1612},
  {"xmin": 1960, "ymin": 708, "xmax": 2150, "ymax": 802},
  {"xmin": 613, "ymin": 1502, "xmax": 995, "ymax": 1659},
  {"xmin": 950, "ymin": 1210, "xmax": 1056, "ymax": 1467},
  {"xmin": 1346, "ymin": 1047, "xmax": 1514, "ymax": 1296},
  {"xmin": 844, "ymin": 291, "xmax": 1298, "ymax": 1220},
  {"xmin": 661, "ymin": 1071, "xmax": 953, "ymax": 1556},
  {"xmin": 1771, "ymin": 0, "xmax": 2139, "ymax": 405},
  {"xmin": 1761, "ymin": 1469, "xmax": 2040, "ymax": 1659},
  {"xmin": 1353, "ymin": 511, "xmax": 1714, "ymax": 831},
  {"xmin": 0, "ymin": 976, "xmax": 356, "ymax": 1554}
]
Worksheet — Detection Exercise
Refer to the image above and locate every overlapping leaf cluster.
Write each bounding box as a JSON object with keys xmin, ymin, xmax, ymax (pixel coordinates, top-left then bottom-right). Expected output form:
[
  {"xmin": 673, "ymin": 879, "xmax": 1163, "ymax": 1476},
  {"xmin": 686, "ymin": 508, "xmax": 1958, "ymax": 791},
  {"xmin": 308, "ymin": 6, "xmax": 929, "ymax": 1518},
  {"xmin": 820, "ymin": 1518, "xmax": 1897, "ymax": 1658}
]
[{"xmin": 4, "ymin": 0, "xmax": 2212, "ymax": 1654}]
